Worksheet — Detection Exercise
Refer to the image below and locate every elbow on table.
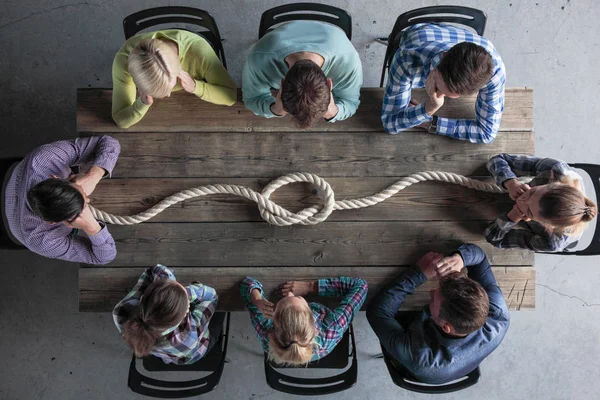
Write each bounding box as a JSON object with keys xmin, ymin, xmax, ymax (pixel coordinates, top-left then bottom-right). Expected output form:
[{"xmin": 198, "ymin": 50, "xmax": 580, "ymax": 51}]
[{"xmin": 112, "ymin": 115, "xmax": 135, "ymax": 130}]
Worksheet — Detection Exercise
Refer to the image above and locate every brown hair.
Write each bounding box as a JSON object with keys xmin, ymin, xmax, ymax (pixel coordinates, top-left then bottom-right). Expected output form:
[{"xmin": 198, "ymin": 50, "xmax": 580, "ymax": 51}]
[
  {"xmin": 539, "ymin": 183, "xmax": 598, "ymax": 235},
  {"xmin": 436, "ymin": 42, "xmax": 494, "ymax": 95},
  {"xmin": 122, "ymin": 279, "xmax": 188, "ymax": 357},
  {"xmin": 281, "ymin": 60, "xmax": 330, "ymax": 129},
  {"xmin": 268, "ymin": 300, "xmax": 317, "ymax": 366},
  {"xmin": 128, "ymin": 39, "xmax": 180, "ymax": 98},
  {"xmin": 439, "ymin": 272, "xmax": 489, "ymax": 335}
]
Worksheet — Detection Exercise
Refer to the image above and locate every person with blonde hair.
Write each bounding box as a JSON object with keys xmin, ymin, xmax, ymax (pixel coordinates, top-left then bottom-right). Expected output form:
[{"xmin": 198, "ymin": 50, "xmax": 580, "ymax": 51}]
[
  {"xmin": 240, "ymin": 276, "xmax": 368, "ymax": 365},
  {"xmin": 485, "ymin": 154, "xmax": 598, "ymax": 252},
  {"xmin": 112, "ymin": 30, "xmax": 237, "ymax": 129},
  {"xmin": 113, "ymin": 265, "xmax": 221, "ymax": 364}
]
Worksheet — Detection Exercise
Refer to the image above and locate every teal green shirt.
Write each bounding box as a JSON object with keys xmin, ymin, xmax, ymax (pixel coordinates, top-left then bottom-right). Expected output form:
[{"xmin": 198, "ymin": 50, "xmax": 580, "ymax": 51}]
[{"xmin": 242, "ymin": 21, "xmax": 363, "ymax": 122}]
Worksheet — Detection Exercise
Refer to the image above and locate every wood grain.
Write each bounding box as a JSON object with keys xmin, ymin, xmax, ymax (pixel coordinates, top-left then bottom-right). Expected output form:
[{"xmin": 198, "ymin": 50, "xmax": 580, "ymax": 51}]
[
  {"xmin": 101, "ymin": 221, "xmax": 533, "ymax": 267},
  {"xmin": 79, "ymin": 265, "xmax": 535, "ymax": 312},
  {"xmin": 101, "ymin": 130, "xmax": 533, "ymax": 178},
  {"xmin": 77, "ymin": 88, "xmax": 533, "ymax": 133},
  {"xmin": 90, "ymin": 177, "xmax": 514, "ymax": 222}
]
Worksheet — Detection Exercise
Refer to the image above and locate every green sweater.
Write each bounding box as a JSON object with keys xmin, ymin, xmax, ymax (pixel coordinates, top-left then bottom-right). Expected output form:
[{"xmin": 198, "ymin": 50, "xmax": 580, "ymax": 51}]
[
  {"xmin": 112, "ymin": 30, "xmax": 237, "ymax": 129},
  {"xmin": 242, "ymin": 21, "xmax": 363, "ymax": 122}
]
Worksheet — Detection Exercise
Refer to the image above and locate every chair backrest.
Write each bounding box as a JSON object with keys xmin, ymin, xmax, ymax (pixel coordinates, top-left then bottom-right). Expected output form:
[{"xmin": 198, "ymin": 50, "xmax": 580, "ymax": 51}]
[
  {"xmin": 259, "ymin": 3, "xmax": 352, "ymax": 39},
  {"xmin": 380, "ymin": 346, "xmax": 480, "ymax": 393},
  {"xmin": 549, "ymin": 163, "xmax": 600, "ymax": 256},
  {"xmin": 123, "ymin": 6, "xmax": 227, "ymax": 68},
  {"xmin": 127, "ymin": 312, "xmax": 230, "ymax": 398},
  {"xmin": 1, "ymin": 158, "xmax": 25, "ymax": 250},
  {"xmin": 264, "ymin": 324, "xmax": 357, "ymax": 395},
  {"xmin": 380, "ymin": 6, "xmax": 487, "ymax": 87}
]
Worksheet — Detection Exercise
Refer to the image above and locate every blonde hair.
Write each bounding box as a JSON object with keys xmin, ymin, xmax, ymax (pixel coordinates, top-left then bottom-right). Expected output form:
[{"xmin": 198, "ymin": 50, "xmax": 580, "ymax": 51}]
[
  {"xmin": 540, "ymin": 179, "xmax": 597, "ymax": 236},
  {"xmin": 268, "ymin": 301, "xmax": 317, "ymax": 366},
  {"xmin": 128, "ymin": 38, "xmax": 180, "ymax": 98}
]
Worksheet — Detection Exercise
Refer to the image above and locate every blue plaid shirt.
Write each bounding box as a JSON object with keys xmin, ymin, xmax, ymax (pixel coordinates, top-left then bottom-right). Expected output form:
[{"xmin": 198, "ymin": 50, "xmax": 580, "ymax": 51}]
[
  {"xmin": 484, "ymin": 154, "xmax": 585, "ymax": 252},
  {"xmin": 240, "ymin": 276, "xmax": 368, "ymax": 361},
  {"xmin": 382, "ymin": 23, "xmax": 505, "ymax": 143},
  {"xmin": 113, "ymin": 265, "xmax": 219, "ymax": 364}
]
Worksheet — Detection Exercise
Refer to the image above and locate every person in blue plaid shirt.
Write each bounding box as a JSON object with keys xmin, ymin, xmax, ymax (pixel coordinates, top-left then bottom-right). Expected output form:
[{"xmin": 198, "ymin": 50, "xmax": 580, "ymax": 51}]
[
  {"xmin": 240, "ymin": 276, "xmax": 368, "ymax": 365},
  {"xmin": 382, "ymin": 23, "xmax": 505, "ymax": 143},
  {"xmin": 485, "ymin": 154, "xmax": 597, "ymax": 252},
  {"xmin": 113, "ymin": 265, "xmax": 221, "ymax": 364}
]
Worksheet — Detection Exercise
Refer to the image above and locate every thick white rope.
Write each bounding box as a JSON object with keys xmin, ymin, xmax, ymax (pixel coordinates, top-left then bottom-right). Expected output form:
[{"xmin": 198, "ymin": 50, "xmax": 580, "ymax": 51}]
[{"xmin": 89, "ymin": 171, "xmax": 506, "ymax": 226}]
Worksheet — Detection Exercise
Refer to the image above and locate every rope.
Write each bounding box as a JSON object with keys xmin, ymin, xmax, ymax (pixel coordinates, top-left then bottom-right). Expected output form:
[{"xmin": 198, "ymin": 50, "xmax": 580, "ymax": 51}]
[{"xmin": 89, "ymin": 171, "xmax": 506, "ymax": 226}]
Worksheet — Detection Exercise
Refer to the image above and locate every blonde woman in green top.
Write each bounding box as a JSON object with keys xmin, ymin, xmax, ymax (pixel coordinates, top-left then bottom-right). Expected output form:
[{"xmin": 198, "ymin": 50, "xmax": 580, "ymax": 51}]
[{"xmin": 112, "ymin": 30, "xmax": 237, "ymax": 128}]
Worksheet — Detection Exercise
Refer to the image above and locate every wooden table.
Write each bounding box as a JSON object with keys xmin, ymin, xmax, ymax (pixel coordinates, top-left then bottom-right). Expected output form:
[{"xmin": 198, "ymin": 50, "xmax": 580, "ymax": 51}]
[{"xmin": 77, "ymin": 88, "xmax": 535, "ymax": 312}]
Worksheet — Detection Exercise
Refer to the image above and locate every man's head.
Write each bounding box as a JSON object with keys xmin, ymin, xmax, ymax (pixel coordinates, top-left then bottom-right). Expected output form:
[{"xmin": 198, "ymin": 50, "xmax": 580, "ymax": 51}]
[
  {"xmin": 435, "ymin": 42, "xmax": 494, "ymax": 97},
  {"xmin": 27, "ymin": 178, "xmax": 88, "ymax": 223},
  {"xmin": 281, "ymin": 60, "xmax": 331, "ymax": 129},
  {"xmin": 429, "ymin": 272, "xmax": 489, "ymax": 336}
]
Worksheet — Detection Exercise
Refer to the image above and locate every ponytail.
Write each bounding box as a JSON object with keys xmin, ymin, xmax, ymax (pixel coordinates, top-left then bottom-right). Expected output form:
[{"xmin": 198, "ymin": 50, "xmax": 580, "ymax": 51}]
[
  {"xmin": 539, "ymin": 183, "xmax": 598, "ymax": 235},
  {"xmin": 122, "ymin": 317, "xmax": 163, "ymax": 357},
  {"xmin": 268, "ymin": 302, "xmax": 316, "ymax": 366},
  {"xmin": 582, "ymin": 197, "xmax": 598, "ymax": 223}
]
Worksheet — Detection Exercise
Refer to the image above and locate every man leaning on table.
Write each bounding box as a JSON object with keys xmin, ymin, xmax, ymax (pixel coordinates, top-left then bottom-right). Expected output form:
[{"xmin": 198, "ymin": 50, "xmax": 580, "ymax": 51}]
[
  {"xmin": 3, "ymin": 136, "xmax": 120, "ymax": 264},
  {"xmin": 381, "ymin": 23, "xmax": 506, "ymax": 143},
  {"xmin": 367, "ymin": 244, "xmax": 509, "ymax": 384}
]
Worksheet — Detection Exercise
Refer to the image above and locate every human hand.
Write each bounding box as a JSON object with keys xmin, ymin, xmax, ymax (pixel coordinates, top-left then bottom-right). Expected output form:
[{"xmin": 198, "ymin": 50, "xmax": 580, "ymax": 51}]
[
  {"xmin": 417, "ymin": 251, "xmax": 445, "ymax": 280},
  {"xmin": 250, "ymin": 289, "xmax": 275, "ymax": 319},
  {"xmin": 507, "ymin": 203, "xmax": 527, "ymax": 223},
  {"xmin": 277, "ymin": 281, "xmax": 318, "ymax": 297},
  {"xmin": 504, "ymin": 179, "xmax": 531, "ymax": 201},
  {"xmin": 140, "ymin": 93, "xmax": 154, "ymax": 106},
  {"xmin": 323, "ymin": 91, "xmax": 339, "ymax": 120},
  {"xmin": 424, "ymin": 71, "xmax": 445, "ymax": 115},
  {"xmin": 270, "ymin": 81, "xmax": 288, "ymax": 116},
  {"xmin": 178, "ymin": 70, "xmax": 197, "ymax": 93},
  {"xmin": 63, "ymin": 205, "xmax": 102, "ymax": 235},
  {"xmin": 436, "ymin": 253, "xmax": 465, "ymax": 277},
  {"xmin": 69, "ymin": 166, "xmax": 104, "ymax": 196}
]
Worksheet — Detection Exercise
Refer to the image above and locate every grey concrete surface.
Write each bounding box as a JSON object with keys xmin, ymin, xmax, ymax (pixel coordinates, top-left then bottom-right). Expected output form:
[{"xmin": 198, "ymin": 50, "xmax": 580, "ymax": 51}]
[{"xmin": 1, "ymin": 1, "xmax": 599, "ymax": 399}]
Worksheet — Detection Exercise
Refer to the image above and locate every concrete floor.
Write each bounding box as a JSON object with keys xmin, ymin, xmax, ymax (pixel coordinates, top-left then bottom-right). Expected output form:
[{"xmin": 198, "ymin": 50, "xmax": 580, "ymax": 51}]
[{"xmin": 1, "ymin": 0, "xmax": 599, "ymax": 399}]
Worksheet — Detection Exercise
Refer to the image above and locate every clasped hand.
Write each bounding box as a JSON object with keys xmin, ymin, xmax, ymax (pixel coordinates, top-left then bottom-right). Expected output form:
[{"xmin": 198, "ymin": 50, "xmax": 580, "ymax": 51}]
[{"xmin": 417, "ymin": 251, "xmax": 465, "ymax": 280}]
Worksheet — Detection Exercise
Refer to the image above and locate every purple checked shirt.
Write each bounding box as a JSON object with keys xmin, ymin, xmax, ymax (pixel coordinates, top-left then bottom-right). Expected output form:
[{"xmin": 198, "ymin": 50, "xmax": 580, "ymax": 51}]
[{"xmin": 3, "ymin": 136, "xmax": 120, "ymax": 264}]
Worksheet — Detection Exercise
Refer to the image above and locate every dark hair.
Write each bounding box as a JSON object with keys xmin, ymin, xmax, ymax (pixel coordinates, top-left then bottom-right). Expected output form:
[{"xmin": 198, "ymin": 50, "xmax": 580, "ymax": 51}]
[
  {"xmin": 122, "ymin": 279, "xmax": 189, "ymax": 357},
  {"xmin": 436, "ymin": 42, "xmax": 494, "ymax": 95},
  {"xmin": 539, "ymin": 183, "xmax": 598, "ymax": 231},
  {"xmin": 281, "ymin": 60, "xmax": 330, "ymax": 129},
  {"xmin": 439, "ymin": 272, "xmax": 489, "ymax": 335},
  {"xmin": 27, "ymin": 178, "xmax": 85, "ymax": 222}
]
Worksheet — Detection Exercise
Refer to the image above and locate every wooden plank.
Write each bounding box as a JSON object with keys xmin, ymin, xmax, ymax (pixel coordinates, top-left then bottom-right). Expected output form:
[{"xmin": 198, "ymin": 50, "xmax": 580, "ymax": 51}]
[
  {"xmin": 77, "ymin": 88, "xmax": 533, "ymax": 133},
  {"xmin": 101, "ymin": 130, "xmax": 533, "ymax": 178},
  {"xmin": 90, "ymin": 177, "xmax": 514, "ymax": 222},
  {"xmin": 79, "ymin": 265, "xmax": 535, "ymax": 312},
  {"xmin": 102, "ymin": 222, "xmax": 533, "ymax": 267}
]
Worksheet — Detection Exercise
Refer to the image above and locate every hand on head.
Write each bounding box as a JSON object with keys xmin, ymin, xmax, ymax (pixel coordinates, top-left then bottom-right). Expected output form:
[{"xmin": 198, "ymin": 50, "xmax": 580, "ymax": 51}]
[
  {"xmin": 504, "ymin": 179, "xmax": 531, "ymax": 201},
  {"xmin": 270, "ymin": 79, "xmax": 288, "ymax": 116},
  {"xmin": 322, "ymin": 79, "xmax": 339, "ymax": 120},
  {"xmin": 63, "ymin": 204, "xmax": 101, "ymax": 234},
  {"xmin": 140, "ymin": 93, "xmax": 154, "ymax": 105},
  {"xmin": 178, "ymin": 70, "xmax": 196, "ymax": 93},
  {"xmin": 424, "ymin": 70, "xmax": 445, "ymax": 115},
  {"xmin": 250, "ymin": 288, "xmax": 275, "ymax": 319}
]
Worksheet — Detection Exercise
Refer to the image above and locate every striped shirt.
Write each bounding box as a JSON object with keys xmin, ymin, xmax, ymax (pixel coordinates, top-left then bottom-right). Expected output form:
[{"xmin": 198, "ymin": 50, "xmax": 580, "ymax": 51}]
[
  {"xmin": 240, "ymin": 276, "xmax": 368, "ymax": 361},
  {"xmin": 113, "ymin": 265, "xmax": 219, "ymax": 365},
  {"xmin": 382, "ymin": 23, "xmax": 505, "ymax": 143},
  {"xmin": 484, "ymin": 154, "xmax": 585, "ymax": 252},
  {"xmin": 3, "ymin": 137, "xmax": 120, "ymax": 264}
]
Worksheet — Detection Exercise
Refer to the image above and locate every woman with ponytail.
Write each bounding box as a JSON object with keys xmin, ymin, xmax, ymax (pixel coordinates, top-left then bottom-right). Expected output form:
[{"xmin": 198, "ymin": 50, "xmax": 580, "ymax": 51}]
[
  {"xmin": 240, "ymin": 276, "xmax": 368, "ymax": 366},
  {"xmin": 113, "ymin": 265, "xmax": 220, "ymax": 364},
  {"xmin": 484, "ymin": 154, "xmax": 597, "ymax": 252}
]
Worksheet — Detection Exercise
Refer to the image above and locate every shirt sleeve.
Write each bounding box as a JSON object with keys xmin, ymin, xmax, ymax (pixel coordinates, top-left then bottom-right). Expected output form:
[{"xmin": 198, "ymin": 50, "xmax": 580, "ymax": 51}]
[
  {"xmin": 317, "ymin": 277, "xmax": 368, "ymax": 329},
  {"xmin": 111, "ymin": 50, "xmax": 151, "ymax": 129},
  {"xmin": 240, "ymin": 277, "xmax": 272, "ymax": 353},
  {"xmin": 187, "ymin": 37, "xmax": 237, "ymax": 106},
  {"xmin": 381, "ymin": 50, "xmax": 433, "ymax": 133},
  {"xmin": 327, "ymin": 53, "xmax": 363, "ymax": 122},
  {"xmin": 456, "ymin": 244, "xmax": 509, "ymax": 319},
  {"xmin": 242, "ymin": 55, "xmax": 280, "ymax": 119},
  {"xmin": 484, "ymin": 214, "xmax": 566, "ymax": 251},
  {"xmin": 188, "ymin": 283, "xmax": 219, "ymax": 336},
  {"xmin": 366, "ymin": 266, "xmax": 427, "ymax": 364},
  {"xmin": 487, "ymin": 154, "xmax": 570, "ymax": 186},
  {"xmin": 434, "ymin": 63, "xmax": 506, "ymax": 144}
]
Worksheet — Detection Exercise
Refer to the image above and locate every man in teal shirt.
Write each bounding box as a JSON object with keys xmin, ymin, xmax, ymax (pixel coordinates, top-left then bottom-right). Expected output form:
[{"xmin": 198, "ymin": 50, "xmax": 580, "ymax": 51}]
[{"xmin": 242, "ymin": 20, "xmax": 363, "ymax": 127}]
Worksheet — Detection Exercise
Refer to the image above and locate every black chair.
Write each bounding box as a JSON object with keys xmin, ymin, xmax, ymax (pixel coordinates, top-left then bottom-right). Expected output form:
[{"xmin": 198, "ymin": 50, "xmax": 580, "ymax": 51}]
[
  {"xmin": 123, "ymin": 6, "xmax": 228, "ymax": 68},
  {"xmin": 259, "ymin": 3, "xmax": 352, "ymax": 40},
  {"xmin": 379, "ymin": 346, "xmax": 480, "ymax": 394},
  {"xmin": 264, "ymin": 324, "xmax": 357, "ymax": 395},
  {"xmin": 378, "ymin": 6, "xmax": 487, "ymax": 87},
  {"xmin": 128, "ymin": 312, "xmax": 230, "ymax": 398},
  {"xmin": 1, "ymin": 158, "xmax": 25, "ymax": 250},
  {"xmin": 549, "ymin": 163, "xmax": 600, "ymax": 256}
]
